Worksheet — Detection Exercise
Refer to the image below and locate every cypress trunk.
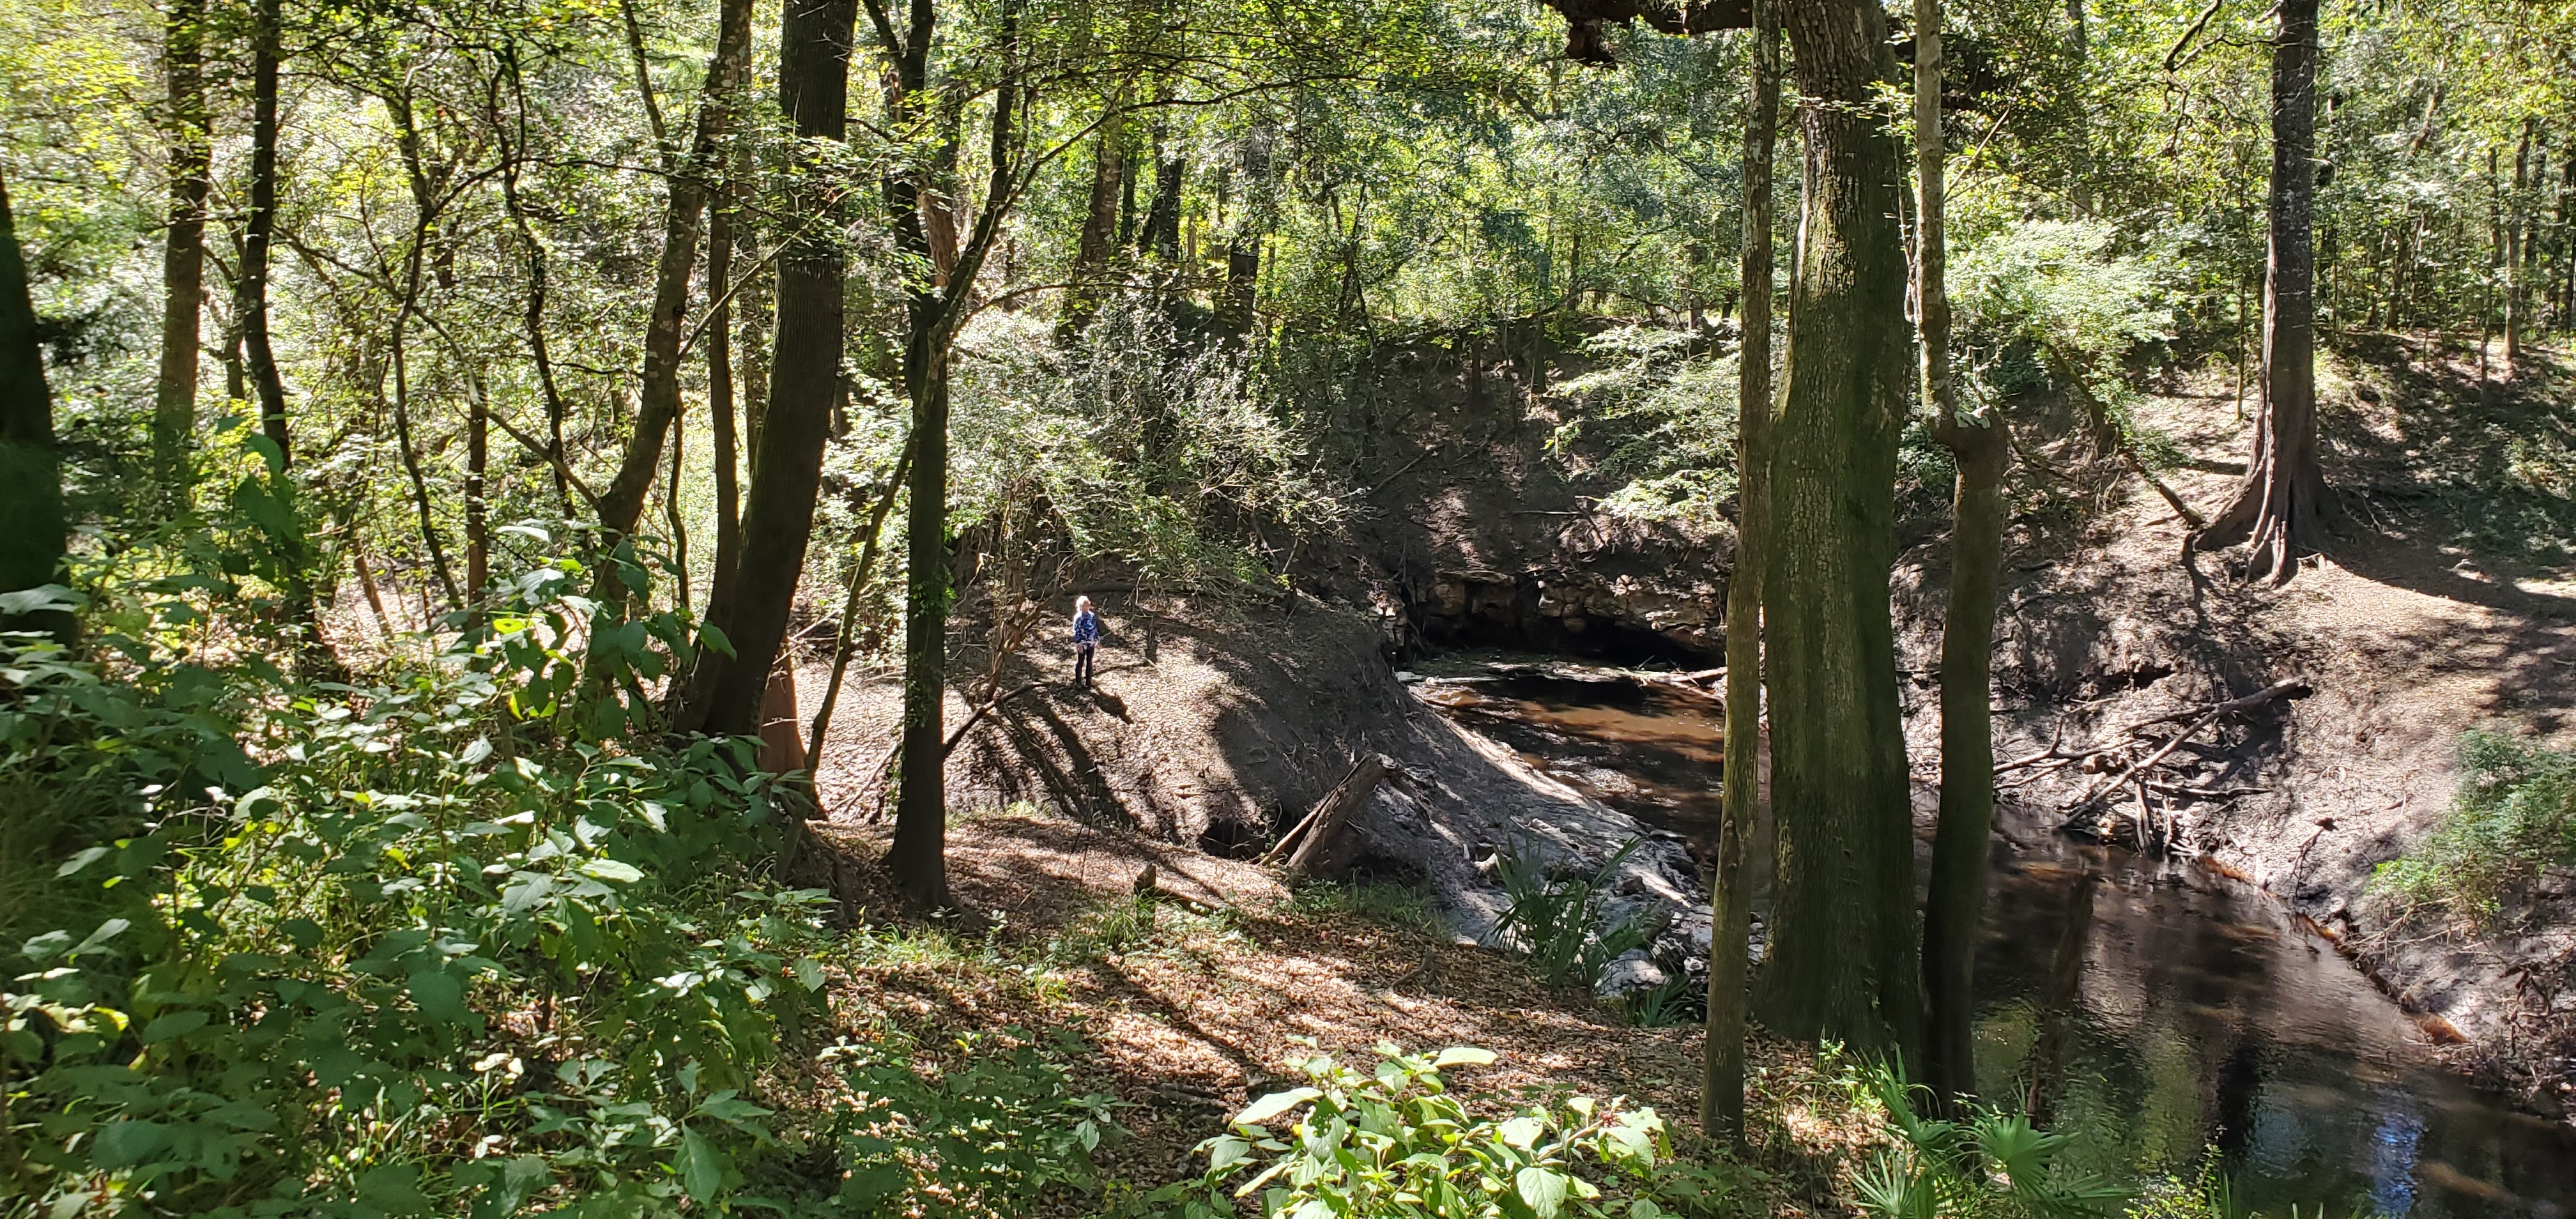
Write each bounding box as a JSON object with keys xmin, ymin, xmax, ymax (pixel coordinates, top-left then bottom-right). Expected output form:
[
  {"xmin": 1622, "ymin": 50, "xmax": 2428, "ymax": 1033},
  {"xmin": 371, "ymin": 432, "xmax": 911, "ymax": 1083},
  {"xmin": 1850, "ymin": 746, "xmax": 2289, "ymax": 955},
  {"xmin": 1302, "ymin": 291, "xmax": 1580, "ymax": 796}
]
[
  {"xmin": 1751, "ymin": 0, "xmax": 1922, "ymax": 1057},
  {"xmin": 2196, "ymin": 0, "xmax": 2333, "ymax": 584},
  {"xmin": 1703, "ymin": 0, "xmax": 1779, "ymax": 1142},
  {"xmin": 155, "ymin": 0, "xmax": 208, "ymax": 497}
]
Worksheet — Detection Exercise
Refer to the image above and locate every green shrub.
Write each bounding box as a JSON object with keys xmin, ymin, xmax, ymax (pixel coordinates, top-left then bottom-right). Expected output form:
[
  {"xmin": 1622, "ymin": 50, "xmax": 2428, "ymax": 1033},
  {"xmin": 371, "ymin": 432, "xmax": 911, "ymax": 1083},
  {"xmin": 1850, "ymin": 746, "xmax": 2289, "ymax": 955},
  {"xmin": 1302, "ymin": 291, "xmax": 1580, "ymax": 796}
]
[
  {"xmin": 1493, "ymin": 840, "xmax": 1651, "ymax": 991},
  {"xmin": 1, "ymin": 552, "xmax": 834, "ymax": 1216},
  {"xmin": 1160, "ymin": 1044, "xmax": 1683, "ymax": 1219},
  {"xmin": 787, "ymin": 1029, "xmax": 1124, "ymax": 1217},
  {"xmin": 2372, "ymin": 730, "xmax": 2576, "ymax": 924}
]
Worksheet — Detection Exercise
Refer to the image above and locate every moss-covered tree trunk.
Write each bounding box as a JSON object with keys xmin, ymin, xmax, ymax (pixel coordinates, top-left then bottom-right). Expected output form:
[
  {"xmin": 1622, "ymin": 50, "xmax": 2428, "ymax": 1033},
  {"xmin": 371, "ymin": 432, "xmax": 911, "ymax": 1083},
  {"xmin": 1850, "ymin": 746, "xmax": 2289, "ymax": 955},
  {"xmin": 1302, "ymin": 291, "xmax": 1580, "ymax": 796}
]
[
  {"xmin": 1751, "ymin": 0, "xmax": 1922, "ymax": 1058},
  {"xmin": 1701, "ymin": 0, "xmax": 1779, "ymax": 1142}
]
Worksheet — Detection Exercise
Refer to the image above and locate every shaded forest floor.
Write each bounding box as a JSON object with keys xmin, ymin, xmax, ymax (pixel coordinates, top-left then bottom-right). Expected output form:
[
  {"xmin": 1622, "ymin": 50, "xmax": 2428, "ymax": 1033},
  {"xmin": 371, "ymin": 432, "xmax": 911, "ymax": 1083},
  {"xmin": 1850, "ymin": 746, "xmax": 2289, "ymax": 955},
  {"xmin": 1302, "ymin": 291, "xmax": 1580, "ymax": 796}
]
[{"xmin": 806, "ymin": 809, "xmax": 1887, "ymax": 1215}]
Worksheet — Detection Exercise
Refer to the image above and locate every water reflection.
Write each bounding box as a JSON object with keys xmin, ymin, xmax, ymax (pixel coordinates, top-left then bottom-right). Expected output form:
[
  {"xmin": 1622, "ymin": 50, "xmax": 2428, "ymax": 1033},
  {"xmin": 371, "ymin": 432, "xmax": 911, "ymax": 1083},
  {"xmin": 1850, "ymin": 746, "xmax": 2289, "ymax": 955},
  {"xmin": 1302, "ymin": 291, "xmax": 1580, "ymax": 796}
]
[
  {"xmin": 1417, "ymin": 665, "xmax": 2576, "ymax": 1218},
  {"xmin": 1981, "ymin": 834, "xmax": 2575, "ymax": 1219}
]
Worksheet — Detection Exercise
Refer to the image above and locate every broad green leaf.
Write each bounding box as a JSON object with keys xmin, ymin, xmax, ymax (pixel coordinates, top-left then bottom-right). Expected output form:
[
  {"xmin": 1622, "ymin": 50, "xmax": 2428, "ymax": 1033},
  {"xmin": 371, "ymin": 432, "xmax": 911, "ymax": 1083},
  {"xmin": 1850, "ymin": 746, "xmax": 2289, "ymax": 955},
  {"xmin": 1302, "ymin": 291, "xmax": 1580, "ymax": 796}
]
[
  {"xmin": 682, "ymin": 1124, "xmax": 724, "ymax": 1203},
  {"xmin": 1432, "ymin": 1046, "xmax": 1497, "ymax": 1068},
  {"xmin": 407, "ymin": 969, "xmax": 471, "ymax": 1025},
  {"xmin": 1234, "ymin": 1087, "xmax": 1322, "ymax": 1126},
  {"xmin": 1515, "ymin": 1167, "xmax": 1569, "ymax": 1219},
  {"xmin": 579, "ymin": 857, "xmax": 645, "ymax": 884}
]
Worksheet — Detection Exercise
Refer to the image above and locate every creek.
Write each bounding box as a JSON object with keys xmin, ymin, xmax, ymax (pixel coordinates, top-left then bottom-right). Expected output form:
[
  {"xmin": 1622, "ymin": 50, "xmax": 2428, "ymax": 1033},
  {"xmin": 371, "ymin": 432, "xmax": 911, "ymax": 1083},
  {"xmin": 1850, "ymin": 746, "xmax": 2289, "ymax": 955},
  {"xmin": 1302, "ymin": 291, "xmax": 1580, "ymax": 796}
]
[{"xmin": 1416, "ymin": 664, "xmax": 2576, "ymax": 1219}]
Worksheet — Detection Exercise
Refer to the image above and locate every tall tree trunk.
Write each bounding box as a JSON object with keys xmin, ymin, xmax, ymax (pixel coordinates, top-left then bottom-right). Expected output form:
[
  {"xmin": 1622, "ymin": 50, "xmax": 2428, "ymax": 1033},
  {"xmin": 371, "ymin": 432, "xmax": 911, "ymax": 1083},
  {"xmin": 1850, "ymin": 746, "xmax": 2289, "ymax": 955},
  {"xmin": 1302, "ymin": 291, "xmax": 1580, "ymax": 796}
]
[
  {"xmin": 1702, "ymin": 0, "xmax": 1779, "ymax": 1143},
  {"xmin": 240, "ymin": 0, "xmax": 288, "ymax": 463},
  {"xmin": 1063, "ymin": 99, "xmax": 1126, "ymax": 335},
  {"xmin": 1751, "ymin": 0, "xmax": 1922, "ymax": 1058},
  {"xmin": 155, "ymin": 0, "xmax": 209, "ymax": 498},
  {"xmin": 1140, "ymin": 128, "xmax": 1183, "ymax": 261},
  {"xmin": 887, "ymin": 4, "xmax": 1023, "ymax": 910},
  {"xmin": 678, "ymin": 0, "xmax": 855, "ymax": 740},
  {"xmin": 0, "ymin": 172, "xmax": 66, "ymax": 640},
  {"xmin": 1914, "ymin": 0, "xmax": 2012, "ymax": 1105},
  {"xmin": 707, "ymin": 147, "xmax": 743, "ymax": 606},
  {"xmin": 598, "ymin": 0, "xmax": 753, "ymax": 539},
  {"xmin": 2195, "ymin": 0, "xmax": 2333, "ymax": 585},
  {"xmin": 2506, "ymin": 118, "xmax": 2531, "ymax": 369}
]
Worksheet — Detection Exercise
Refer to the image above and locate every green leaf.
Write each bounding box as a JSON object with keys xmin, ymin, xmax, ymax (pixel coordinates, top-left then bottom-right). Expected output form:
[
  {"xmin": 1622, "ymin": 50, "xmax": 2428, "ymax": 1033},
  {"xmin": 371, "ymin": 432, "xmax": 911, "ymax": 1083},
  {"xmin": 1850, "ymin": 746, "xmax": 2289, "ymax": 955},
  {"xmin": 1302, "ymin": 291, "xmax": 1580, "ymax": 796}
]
[
  {"xmin": 682, "ymin": 1124, "xmax": 724, "ymax": 1203},
  {"xmin": 407, "ymin": 969, "xmax": 471, "ymax": 1025},
  {"xmin": 91, "ymin": 1120, "xmax": 174, "ymax": 1169},
  {"xmin": 579, "ymin": 857, "xmax": 645, "ymax": 884},
  {"xmin": 1206, "ymin": 1135, "xmax": 1252, "ymax": 1173},
  {"xmin": 1234, "ymin": 1087, "xmax": 1322, "ymax": 1126},
  {"xmin": 794, "ymin": 958, "xmax": 827, "ymax": 991},
  {"xmin": 141, "ymin": 1011, "xmax": 210, "ymax": 1044},
  {"xmin": 1432, "ymin": 1046, "xmax": 1497, "ymax": 1068},
  {"xmin": 1516, "ymin": 1167, "xmax": 1569, "ymax": 1219}
]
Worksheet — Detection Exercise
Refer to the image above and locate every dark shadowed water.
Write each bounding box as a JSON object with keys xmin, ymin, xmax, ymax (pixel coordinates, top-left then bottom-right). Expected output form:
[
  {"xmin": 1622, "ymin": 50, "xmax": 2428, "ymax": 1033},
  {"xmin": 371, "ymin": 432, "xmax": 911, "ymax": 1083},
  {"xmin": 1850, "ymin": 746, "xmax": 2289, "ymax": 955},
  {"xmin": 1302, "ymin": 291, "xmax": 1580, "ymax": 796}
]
[{"xmin": 1419, "ymin": 666, "xmax": 2576, "ymax": 1218}]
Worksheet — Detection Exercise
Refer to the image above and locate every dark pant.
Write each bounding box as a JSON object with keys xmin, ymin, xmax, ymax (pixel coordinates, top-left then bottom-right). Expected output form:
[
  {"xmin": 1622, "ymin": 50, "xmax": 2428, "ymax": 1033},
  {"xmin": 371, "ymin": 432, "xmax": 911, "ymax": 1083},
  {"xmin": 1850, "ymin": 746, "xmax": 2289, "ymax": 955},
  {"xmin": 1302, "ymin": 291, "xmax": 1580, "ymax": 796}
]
[{"xmin": 1074, "ymin": 642, "xmax": 1096, "ymax": 684}]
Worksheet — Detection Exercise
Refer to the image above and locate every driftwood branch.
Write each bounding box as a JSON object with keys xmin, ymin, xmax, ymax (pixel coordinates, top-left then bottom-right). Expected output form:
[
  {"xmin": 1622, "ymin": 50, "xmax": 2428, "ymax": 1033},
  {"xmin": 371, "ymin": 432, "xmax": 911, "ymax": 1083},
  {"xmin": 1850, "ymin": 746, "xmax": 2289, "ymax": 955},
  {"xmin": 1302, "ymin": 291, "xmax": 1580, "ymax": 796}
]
[{"xmin": 1266, "ymin": 755, "xmax": 1391, "ymax": 878}]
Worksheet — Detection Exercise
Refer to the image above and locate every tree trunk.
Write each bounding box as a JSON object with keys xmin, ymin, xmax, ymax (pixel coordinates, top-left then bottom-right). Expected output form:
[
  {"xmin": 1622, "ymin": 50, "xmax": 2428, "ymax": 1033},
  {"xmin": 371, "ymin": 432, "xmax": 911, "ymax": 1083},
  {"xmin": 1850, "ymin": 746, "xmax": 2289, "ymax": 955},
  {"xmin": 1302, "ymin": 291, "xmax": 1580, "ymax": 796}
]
[
  {"xmin": 887, "ymin": 11, "xmax": 1023, "ymax": 910},
  {"xmin": 0, "ymin": 172, "xmax": 66, "ymax": 639},
  {"xmin": 240, "ymin": 0, "xmax": 289, "ymax": 463},
  {"xmin": 707, "ymin": 143, "xmax": 744, "ymax": 606},
  {"xmin": 678, "ymin": 0, "xmax": 855, "ymax": 739},
  {"xmin": 598, "ymin": 0, "xmax": 753, "ymax": 539},
  {"xmin": 1915, "ymin": 0, "xmax": 2012, "ymax": 1108},
  {"xmin": 154, "ymin": 0, "xmax": 209, "ymax": 499},
  {"xmin": 1702, "ymin": 0, "xmax": 1779, "ymax": 1143},
  {"xmin": 2195, "ymin": 0, "xmax": 2333, "ymax": 585},
  {"xmin": 498, "ymin": 48, "xmax": 574, "ymax": 518},
  {"xmin": 1140, "ymin": 129, "xmax": 1183, "ymax": 261},
  {"xmin": 1063, "ymin": 101, "xmax": 1126, "ymax": 336},
  {"xmin": 1750, "ymin": 0, "xmax": 1922, "ymax": 1059}
]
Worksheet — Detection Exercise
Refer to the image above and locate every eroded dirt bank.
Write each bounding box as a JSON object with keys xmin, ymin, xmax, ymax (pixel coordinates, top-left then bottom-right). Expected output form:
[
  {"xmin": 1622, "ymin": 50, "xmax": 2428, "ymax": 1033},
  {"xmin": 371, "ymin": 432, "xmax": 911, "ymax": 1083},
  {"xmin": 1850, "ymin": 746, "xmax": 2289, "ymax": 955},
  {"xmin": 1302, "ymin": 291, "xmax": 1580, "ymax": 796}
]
[{"xmin": 803, "ymin": 332, "xmax": 2576, "ymax": 1112}]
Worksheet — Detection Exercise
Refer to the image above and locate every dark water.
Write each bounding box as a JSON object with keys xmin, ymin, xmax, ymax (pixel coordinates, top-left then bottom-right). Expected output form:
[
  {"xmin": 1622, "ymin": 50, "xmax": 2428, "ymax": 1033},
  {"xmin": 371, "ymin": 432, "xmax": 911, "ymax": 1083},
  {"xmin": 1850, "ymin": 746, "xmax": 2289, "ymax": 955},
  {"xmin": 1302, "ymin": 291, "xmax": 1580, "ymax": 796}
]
[{"xmin": 1419, "ymin": 667, "xmax": 2576, "ymax": 1218}]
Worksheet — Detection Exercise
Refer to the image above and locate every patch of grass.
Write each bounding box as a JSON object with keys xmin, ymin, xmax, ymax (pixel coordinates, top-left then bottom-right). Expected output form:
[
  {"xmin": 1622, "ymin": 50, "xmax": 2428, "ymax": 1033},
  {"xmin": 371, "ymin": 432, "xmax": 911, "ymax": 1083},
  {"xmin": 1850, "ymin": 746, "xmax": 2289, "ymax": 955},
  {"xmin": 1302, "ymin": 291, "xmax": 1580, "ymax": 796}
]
[
  {"xmin": 2372, "ymin": 730, "xmax": 2576, "ymax": 926},
  {"xmin": 1291, "ymin": 878, "xmax": 1445, "ymax": 937}
]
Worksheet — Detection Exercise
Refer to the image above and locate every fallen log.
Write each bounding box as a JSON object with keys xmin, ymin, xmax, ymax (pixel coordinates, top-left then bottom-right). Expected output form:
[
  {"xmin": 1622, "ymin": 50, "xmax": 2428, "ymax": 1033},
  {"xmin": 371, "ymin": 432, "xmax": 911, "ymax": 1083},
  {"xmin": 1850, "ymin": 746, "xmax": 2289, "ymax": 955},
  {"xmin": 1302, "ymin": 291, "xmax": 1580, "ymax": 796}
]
[{"xmin": 1273, "ymin": 755, "xmax": 1391, "ymax": 880}]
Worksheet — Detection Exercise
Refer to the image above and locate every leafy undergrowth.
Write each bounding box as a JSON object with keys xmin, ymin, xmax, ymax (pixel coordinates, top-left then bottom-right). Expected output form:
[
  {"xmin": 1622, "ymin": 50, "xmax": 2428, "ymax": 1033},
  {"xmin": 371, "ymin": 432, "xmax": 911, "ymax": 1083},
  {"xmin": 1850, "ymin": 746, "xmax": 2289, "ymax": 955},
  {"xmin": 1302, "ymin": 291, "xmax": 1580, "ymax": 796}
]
[
  {"xmin": 2371, "ymin": 730, "xmax": 2576, "ymax": 928},
  {"xmin": 5, "ymin": 553, "xmax": 2281, "ymax": 1219}
]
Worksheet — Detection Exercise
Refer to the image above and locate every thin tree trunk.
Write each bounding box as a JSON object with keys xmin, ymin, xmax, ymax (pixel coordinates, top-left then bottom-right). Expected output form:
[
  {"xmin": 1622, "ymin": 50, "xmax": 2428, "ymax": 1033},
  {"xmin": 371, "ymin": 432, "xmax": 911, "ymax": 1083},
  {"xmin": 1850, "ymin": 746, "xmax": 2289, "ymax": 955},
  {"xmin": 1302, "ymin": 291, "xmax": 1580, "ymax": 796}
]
[
  {"xmin": 467, "ymin": 362, "xmax": 489, "ymax": 596},
  {"xmin": 499, "ymin": 48, "xmax": 573, "ymax": 518},
  {"xmin": 598, "ymin": 0, "xmax": 751, "ymax": 539},
  {"xmin": 155, "ymin": 0, "xmax": 209, "ymax": 498},
  {"xmin": 1702, "ymin": 0, "xmax": 1778, "ymax": 1143},
  {"xmin": 2508, "ymin": 118, "xmax": 2529, "ymax": 369},
  {"xmin": 810, "ymin": 438, "xmax": 914, "ymax": 763},
  {"xmin": 889, "ymin": 4, "xmax": 1024, "ymax": 910},
  {"xmin": 2195, "ymin": 0, "xmax": 2333, "ymax": 584},
  {"xmin": 707, "ymin": 167, "xmax": 742, "ymax": 606},
  {"xmin": 677, "ymin": 0, "xmax": 855, "ymax": 740},
  {"xmin": 1915, "ymin": 0, "xmax": 2011, "ymax": 1105},
  {"xmin": 240, "ymin": 0, "xmax": 289, "ymax": 463},
  {"xmin": 0, "ymin": 172, "xmax": 66, "ymax": 638},
  {"xmin": 1751, "ymin": 0, "xmax": 1923, "ymax": 1058}
]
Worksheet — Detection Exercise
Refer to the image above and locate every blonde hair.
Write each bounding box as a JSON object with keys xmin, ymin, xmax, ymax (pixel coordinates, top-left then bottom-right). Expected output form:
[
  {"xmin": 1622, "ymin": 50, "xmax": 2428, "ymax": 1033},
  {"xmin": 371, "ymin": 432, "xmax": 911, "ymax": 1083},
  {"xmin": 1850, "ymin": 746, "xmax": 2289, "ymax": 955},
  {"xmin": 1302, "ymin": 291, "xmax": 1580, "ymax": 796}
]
[{"xmin": 1075, "ymin": 595, "xmax": 1092, "ymax": 611}]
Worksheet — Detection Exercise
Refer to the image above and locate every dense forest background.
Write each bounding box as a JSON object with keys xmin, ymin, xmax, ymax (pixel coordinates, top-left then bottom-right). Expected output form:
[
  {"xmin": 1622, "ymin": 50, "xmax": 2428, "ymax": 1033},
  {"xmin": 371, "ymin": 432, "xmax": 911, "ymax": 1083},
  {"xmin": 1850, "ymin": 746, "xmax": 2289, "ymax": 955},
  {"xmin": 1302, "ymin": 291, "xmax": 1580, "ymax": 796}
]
[{"xmin": 4, "ymin": 0, "xmax": 2576, "ymax": 1211}]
